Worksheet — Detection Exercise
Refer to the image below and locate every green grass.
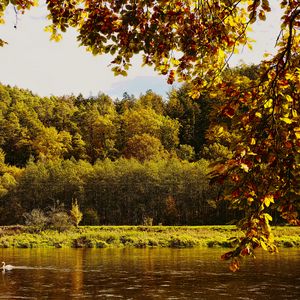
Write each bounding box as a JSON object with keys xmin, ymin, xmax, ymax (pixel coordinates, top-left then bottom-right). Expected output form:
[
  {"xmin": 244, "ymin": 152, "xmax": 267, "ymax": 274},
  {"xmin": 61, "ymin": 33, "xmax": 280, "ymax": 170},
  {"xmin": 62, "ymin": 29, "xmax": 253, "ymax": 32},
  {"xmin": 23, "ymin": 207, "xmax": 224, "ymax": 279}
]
[{"xmin": 0, "ymin": 225, "xmax": 299, "ymax": 249}]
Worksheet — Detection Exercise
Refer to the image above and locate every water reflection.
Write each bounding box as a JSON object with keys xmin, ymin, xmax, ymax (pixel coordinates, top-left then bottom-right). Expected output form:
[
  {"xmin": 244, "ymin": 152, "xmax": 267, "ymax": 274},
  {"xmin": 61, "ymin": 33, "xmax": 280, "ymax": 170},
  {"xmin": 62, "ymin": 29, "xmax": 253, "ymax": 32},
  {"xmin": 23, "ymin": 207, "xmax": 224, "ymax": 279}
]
[{"xmin": 0, "ymin": 248, "xmax": 299, "ymax": 299}]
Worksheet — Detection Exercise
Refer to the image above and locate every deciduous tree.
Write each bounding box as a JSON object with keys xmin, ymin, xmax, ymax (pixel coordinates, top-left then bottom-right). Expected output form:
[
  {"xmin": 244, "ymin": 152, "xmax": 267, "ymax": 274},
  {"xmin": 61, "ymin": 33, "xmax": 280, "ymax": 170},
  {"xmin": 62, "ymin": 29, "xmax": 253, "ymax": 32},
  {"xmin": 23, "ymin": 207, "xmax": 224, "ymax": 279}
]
[{"xmin": 70, "ymin": 198, "xmax": 83, "ymax": 227}]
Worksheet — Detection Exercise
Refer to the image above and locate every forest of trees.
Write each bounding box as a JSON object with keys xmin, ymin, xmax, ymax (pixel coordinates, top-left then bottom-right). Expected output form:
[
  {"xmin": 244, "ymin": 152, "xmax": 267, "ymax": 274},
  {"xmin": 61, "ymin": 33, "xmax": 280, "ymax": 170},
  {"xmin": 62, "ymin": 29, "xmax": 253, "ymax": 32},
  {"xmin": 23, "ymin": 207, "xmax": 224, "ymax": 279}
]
[{"xmin": 0, "ymin": 65, "xmax": 259, "ymax": 226}]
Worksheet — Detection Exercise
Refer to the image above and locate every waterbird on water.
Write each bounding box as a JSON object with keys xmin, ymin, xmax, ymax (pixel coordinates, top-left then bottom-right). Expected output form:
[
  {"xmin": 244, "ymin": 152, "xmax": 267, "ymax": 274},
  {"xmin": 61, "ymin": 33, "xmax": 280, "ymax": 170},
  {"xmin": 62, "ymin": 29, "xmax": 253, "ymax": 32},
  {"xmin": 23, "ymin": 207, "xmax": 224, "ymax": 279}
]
[{"xmin": 1, "ymin": 262, "xmax": 14, "ymax": 271}]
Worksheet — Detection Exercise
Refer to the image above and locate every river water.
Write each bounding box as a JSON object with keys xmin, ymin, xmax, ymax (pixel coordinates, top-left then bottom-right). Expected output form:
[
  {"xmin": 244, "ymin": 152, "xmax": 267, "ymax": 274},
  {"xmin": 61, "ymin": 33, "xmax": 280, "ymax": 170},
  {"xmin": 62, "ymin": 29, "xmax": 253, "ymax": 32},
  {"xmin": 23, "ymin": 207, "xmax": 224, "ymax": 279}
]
[{"xmin": 0, "ymin": 248, "xmax": 299, "ymax": 299}]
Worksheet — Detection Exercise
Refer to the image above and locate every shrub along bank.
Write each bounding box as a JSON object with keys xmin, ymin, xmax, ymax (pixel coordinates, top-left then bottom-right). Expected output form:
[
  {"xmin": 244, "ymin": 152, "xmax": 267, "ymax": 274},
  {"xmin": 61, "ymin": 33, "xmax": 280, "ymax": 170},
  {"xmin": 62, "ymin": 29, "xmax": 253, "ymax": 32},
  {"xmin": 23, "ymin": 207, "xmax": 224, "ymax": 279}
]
[{"xmin": 0, "ymin": 226, "xmax": 299, "ymax": 249}]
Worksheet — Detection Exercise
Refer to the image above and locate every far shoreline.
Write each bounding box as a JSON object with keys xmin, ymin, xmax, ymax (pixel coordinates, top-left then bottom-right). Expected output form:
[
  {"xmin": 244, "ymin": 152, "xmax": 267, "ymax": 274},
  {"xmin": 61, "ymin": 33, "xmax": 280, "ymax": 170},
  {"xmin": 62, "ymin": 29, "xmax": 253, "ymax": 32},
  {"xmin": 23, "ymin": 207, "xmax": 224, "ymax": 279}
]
[{"xmin": 0, "ymin": 225, "xmax": 299, "ymax": 249}]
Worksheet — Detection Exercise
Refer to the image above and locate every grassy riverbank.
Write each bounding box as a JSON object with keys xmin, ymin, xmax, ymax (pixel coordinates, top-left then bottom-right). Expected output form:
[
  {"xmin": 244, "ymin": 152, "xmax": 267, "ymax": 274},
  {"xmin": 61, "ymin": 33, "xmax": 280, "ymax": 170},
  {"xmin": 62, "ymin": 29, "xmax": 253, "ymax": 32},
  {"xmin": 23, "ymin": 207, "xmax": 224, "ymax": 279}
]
[{"xmin": 0, "ymin": 225, "xmax": 299, "ymax": 249}]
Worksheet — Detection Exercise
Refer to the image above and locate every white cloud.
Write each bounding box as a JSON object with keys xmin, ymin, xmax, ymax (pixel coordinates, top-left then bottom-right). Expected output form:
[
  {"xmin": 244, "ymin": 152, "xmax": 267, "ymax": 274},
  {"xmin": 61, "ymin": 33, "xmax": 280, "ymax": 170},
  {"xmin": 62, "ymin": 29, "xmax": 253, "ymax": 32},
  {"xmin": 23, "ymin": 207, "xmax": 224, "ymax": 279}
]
[{"xmin": 105, "ymin": 75, "xmax": 179, "ymax": 100}]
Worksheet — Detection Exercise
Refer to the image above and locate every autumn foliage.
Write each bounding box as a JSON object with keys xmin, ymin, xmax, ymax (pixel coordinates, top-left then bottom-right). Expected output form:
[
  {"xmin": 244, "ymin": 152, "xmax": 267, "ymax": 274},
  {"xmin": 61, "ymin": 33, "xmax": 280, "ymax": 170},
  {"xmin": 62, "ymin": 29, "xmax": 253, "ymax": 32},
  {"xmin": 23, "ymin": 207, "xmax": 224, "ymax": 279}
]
[{"xmin": 0, "ymin": 0, "xmax": 299, "ymax": 271}]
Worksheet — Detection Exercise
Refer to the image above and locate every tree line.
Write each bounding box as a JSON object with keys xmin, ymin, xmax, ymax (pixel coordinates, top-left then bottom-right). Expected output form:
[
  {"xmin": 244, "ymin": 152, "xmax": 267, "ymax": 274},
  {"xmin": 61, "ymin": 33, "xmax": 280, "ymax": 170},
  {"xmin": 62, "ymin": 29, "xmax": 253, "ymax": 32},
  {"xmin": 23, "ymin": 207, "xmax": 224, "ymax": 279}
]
[
  {"xmin": 1, "ymin": 157, "xmax": 234, "ymax": 225},
  {"xmin": 1, "ymin": 64, "xmax": 254, "ymax": 168},
  {"xmin": 0, "ymin": 64, "xmax": 282, "ymax": 226},
  {"xmin": 0, "ymin": 78, "xmax": 226, "ymax": 225},
  {"xmin": 0, "ymin": 83, "xmax": 212, "ymax": 166}
]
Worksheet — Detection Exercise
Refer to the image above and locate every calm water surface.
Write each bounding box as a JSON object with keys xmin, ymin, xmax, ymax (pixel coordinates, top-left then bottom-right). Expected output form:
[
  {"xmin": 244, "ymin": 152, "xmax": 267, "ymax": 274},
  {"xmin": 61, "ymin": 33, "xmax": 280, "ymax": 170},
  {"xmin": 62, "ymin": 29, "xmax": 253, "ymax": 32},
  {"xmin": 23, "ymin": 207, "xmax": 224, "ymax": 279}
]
[{"xmin": 0, "ymin": 248, "xmax": 299, "ymax": 299}]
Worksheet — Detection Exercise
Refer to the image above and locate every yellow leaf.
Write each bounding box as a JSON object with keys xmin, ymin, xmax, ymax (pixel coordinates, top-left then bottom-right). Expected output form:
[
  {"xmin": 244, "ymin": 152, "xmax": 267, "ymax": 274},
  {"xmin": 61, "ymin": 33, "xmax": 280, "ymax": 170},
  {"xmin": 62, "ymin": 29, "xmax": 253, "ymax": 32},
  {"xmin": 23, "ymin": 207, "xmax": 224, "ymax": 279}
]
[
  {"xmin": 217, "ymin": 126, "xmax": 224, "ymax": 136},
  {"xmin": 264, "ymin": 99, "xmax": 273, "ymax": 109},
  {"xmin": 170, "ymin": 58, "xmax": 180, "ymax": 66},
  {"xmin": 286, "ymin": 95, "xmax": 293, "ymax": 102},
  {"xmin": 292, "ymin": 109, "xmax": 298, "ymax": 118},
  {"xmin": 247, "ymin": 43, "xmax": 253, "ymax": 50},
  {"xmin": 248, "ymin": 152, "xmax": 257, "ymax": 156},
  {"xmin": 44, "ymin": 25, "xmax": 53, "ymax": 33},
  {"xmin": 247, "ymin": 197, "xmax": 254, "ymax": 205},
  {"xmin": 283, "ymin": 103, "xmax": 289, "ymax": 111},
  {"xmin": 218, "ymin": 48, "xmax": 226, "ymax": 61},
  {"xmin": 263, "ymin": 195, "xmax": 274, "ymax": 207},
  {"xmin": 250, "ymin": 138, "xmax": 256, "ymax": 145},
  {"xmin": 51, "ymin": 34, "xmax": 63, "ymax": 42},
  {"xmin": 255, "ymin": 112, "xmax": 262, "ymax": 118},
  {"xmin": 295, "ymin": 127, "xmax": 300, "ymax": 140},
  {"xmin": 264, "ymin": 213, "xmax": 273, "ymax": 222},
  {"xmin": 280, "ymin": 117, "xmax": 293, "ymax": 124},
  {"xmin": 188, "ymin": 90, "xmax": 200, "ymax": 99},
  {"xmin": 260, "ymin": 240, "xmax": 268, "ymax": 251},
  {"xmin": 240, "ymin": 163, "xmax": 249, "ymax": 172},
  {"xmin": 227, "ymin": 16, "xmax": 236, "ymax": 27}
]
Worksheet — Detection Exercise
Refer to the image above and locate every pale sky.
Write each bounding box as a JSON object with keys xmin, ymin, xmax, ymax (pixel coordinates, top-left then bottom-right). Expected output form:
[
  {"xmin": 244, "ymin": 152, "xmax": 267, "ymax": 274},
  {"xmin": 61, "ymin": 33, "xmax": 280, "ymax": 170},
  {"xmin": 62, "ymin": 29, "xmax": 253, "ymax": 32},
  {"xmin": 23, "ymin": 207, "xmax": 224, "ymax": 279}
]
[{"xmin": 0, "ymin": 1, "xmax": 282, "ymax": 100}]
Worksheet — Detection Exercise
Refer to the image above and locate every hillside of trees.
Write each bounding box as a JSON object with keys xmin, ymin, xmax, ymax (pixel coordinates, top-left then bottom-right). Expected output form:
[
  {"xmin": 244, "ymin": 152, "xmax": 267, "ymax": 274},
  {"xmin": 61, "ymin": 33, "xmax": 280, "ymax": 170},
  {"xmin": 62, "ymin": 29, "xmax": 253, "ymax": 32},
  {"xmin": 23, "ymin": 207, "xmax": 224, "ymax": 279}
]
[{"xmin": 0, "ymin": 65, "xmax": 278, "ymax": 226}]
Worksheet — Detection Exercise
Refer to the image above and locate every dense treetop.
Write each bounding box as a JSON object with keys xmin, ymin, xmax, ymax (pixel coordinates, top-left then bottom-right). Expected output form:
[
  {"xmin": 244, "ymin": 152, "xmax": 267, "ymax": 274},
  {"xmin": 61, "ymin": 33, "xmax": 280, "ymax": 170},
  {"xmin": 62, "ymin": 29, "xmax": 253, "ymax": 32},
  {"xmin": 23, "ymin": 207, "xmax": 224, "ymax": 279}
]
[{"xmin": 0, "ymin": 84, "xmax": 211, "ymax": 164}]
